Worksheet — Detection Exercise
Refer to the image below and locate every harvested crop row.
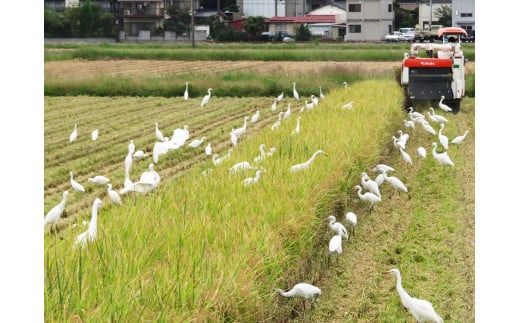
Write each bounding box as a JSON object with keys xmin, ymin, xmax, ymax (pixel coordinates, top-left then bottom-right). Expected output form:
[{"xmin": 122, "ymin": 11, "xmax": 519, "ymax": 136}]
[{"xmin": 44, "ymin": 80, "xmax": 403, "ymax": 321}]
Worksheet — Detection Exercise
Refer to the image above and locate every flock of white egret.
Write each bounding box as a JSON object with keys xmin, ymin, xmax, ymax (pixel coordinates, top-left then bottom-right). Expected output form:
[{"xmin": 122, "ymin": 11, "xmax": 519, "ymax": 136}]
[{"xmin": 46, "ymin": 81, "xmax": 469, "ymax": 321}]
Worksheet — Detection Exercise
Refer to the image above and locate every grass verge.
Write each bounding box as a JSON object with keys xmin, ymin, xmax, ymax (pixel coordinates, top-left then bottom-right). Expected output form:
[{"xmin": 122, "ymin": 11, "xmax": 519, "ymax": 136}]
[{"xmin": 45, "ymin": 80, "xmax": 403, "ymax": 321}]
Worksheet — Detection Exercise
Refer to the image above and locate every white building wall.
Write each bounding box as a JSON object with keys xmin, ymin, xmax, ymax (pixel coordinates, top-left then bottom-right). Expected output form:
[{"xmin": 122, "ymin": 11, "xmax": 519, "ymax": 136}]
[
  {"xmin": 452, "ymin": 0, "xmax": 475, "ymax": 30},
  {"xmin": 344, "ymin": 0, "xmax": 394, "ymax": 41},
  {"xmin": 418, "ymin": 2, "xmax": 452, "ymax": 29},
  {"xmin": 243, "ymin": 0, "xmax": 286, "ymax": 17}
]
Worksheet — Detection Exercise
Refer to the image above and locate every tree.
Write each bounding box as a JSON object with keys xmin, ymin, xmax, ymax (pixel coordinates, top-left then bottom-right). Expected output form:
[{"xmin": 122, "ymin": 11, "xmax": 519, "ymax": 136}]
[
  {"xmin": 164, "ymin": 7, "xmax": 191, "ymax": 35},
  {"xmin": 434, "ymin": 4, "xmax": 452, "ymax": 27},
  {"xmin": 295, "ymin": 24, "xmax": 311, "ymax": 41},
  {"xmin": 244, "ymin": 16, "xmax": 266, "ymax": 40},
  {"xmin": 393, "ymin": 0, "xmax": 418, "ymax": 30}
]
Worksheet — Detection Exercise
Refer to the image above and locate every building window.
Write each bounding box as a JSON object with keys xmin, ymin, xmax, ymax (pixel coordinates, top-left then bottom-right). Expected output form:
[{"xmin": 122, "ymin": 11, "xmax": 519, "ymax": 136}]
[
  {"xmin": 388, "ymin": 4, "xmax": 392, "ymax": 12},
  {"xmin": 348, "ymin": 3, "xmax": 361, "ymax": 12},
  {"xmin": 461, "ymin": 13, "xmax": 473, "ymax": 17},
  {"xmin": 388, "ymin": 25, "xmax": 392, "ymax": 33},
  {"xmin": 275, "ymin": 24, "xmax": 286, "ymax": 32},
  {"xmin": 348, "ymin": 24, "xmax": 361, "ymax": 33},
  {"xmin": 462, "ymin": 25, "xmax": 473, "ymax": 31}
]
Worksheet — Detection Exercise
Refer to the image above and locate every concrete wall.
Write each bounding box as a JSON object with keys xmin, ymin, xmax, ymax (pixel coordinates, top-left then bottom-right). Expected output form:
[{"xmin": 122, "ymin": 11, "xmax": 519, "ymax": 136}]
[
  {"xmin": 452, "ymin": 0, "xmax": 475, "ymax": 30},
  {"xmin": 243, "ymin": 0, "xmax": 286, "ymax": 18},
  {"xmin": 346, "ymin": 20, "xmax": 389, "ymax": 41},
  {"xmin": 343, "ymin": 0, "xmax": 394, "ymax": 41},
  {"xmin": 308, "ymin": 24, "xmax": 333, "ymax": 37},
  {"xmin": 308, "ymin": 6, "xmax": 345, "ymax": 23}
]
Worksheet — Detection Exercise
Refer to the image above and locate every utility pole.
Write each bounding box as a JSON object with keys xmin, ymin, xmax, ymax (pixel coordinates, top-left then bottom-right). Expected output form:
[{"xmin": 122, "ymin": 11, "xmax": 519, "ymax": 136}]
[
  {"xmin": 429, "ymin": 0, "xmax": 432, "ymax": 31},
  {"xmin": 275, "ymin": 0, "xmax": 277, "ymax": 17},
  {"xmin": 343, "ymin": 0, "xmax": 348, "ymax": 42},
  {"xmin": 191, "ymin": 0, "xmax": 195, "ymax": 48}
]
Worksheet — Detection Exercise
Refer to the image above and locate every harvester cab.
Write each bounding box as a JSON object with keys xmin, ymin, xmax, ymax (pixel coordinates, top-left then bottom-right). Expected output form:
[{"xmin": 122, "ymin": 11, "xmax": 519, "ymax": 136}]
[{"xmin": 400, "ymin": 27, "xmax": 468, "ymax": 113}]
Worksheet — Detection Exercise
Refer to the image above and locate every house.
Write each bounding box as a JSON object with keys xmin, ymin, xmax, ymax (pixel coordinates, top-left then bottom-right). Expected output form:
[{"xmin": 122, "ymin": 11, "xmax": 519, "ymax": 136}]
[
  {"xmin": 266, "ymin": 15, "xmax": 337, "ymax": 36},
  {"xmin": 452, "ymin": 0, "xmax": 474, "ymax": 32},
  {"xmin": 307, "ymin": 1, "xmax": 347, "ymax": 23},
  {"xmin": 342, "ymin": 0, "xmax": 395, "ymax": 41},
  {"xmin": 240, "ymin": 0, "xmax": 306, "ymax": 18},
  {"xmin": 418, "ymin": 0, "xmax": 451, "ymax": 29},
  {"xmin": 117, "ymin": 0, "xmax": 165, "ymax": 39}
]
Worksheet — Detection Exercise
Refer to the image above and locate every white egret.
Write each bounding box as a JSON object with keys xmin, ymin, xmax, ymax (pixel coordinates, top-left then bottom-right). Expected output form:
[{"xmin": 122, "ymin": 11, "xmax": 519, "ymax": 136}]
[
  {"xmin": 432, "ymin": 142, "xmax": 454, "ymax": 166},
  {"xmin": 188, "ymin": 137, "xmax": 206, "ymax": 148},
  {"xmin": 88, "ymin": 175, "xmax": 110, "ymax": 185},
  {"xmin": 355, "ymin": 185, "xmax": 381, "ymax": 209},
  {"xmin": 419, "ymin": 120, "xmax": 436, "ymax": 135},
  {"xmin": 398, "ymin": 130, "xmax": 409, "ymax": 146},
  {"xmin": 438, "ymin": 124, "xmax": 449, "ymax": 150},
  {"xmin": 342, "ymin": 101, "xmax": 354, "ymax": 110},
  {"xmin": 121, "ymin": 164, "xmax": 160, "ymax": 195},
  {"xmin": 343, "ymin": 81, "xmax": 348, "ymax": 89},
  {"xmin": 292, "ymin": 82, "xmax": 300, "ymax": 100},
  {"xmin": 169, "ymin": 125, "xmax": 190, "ymax": 148},
  {"xmin": 407, "ymin": 107, "xmax": 425, "ymax": 121},
  {"xmin": 451, "ymin": 130, "xmax": 469, "ymax": 145},
  {"xmin": 254, "ymin": 144, "xmax": 267, "ymax": 163},
  {"xmin": 276, "ymin": 92, "xmax": 284, "ymax": 102},
  {"xmin": 184, "ymin": 82, "xmax": 189, "ymax": 101},
  {"xmin": 344, "ymin": 211, "xmax": 357, "ymax": 236},
  {"xmin": 205, "ymin": 142, "xmax": 212, "ymax": 156},
  {"xmin": 327, "ymin": 215, "xmax": 348, "ymax": 238},
  {"xmin": 289, "ymin": 150, "xmax": 326, "ymax": 173},
  {"xmin": 70, "ymin": 172, "xmax": 85, "ymax": 193},
  {"xmin": 233, "ymin": 117, "xmax": 249, "ymax": 138},
  {"xmin": 438, "ymin": 95, "xmax": 452, "ymax": 112},
  {"xmin": 319, "ymin": 86, "xmax": 326, "ymax": 99},
  {"xmin": 69, "ymin": 124, "xmax": 78, "ymax": 143},
  {"xmin": 361, "ymin": 172, "xmax": 381, "ymax": 197},
  {"xmin": 383, "ymin": 173, "xmax": 408, "ymax": 193},
  {"xmin": 91, "ymin": 129, "xmax": 99, "ymax": 141},
  {"xmin": 271, "ymin": 112, "xmax": 284, "ymax": 131},
  {"xmin": 251, "ymin": 110, "xmax": 260, "ymax": 123},
  {"xmin": 375, "ymin": 172, "xmax": 385, "ymax": 186},
  {"xmin": 276, "ymin": 283, "xmax": 321, "ymax": 311},
  {"xmin": 373, "ymin": 164, "xmax": 395, "ymax": 174},
  {"xmin": 128, "ymin": 140, "xmax": 135, "ymax": 154},
  {"xmin": 283, "ymin": 104, "xmax": 292, "ymax": 119},
  {"xmin": 229, "ymin": 161, "xmax": 256, "ymax": 174},
  {"xmin": 155, "ymin": 122, "xmax": 165, "ymax": 142},
  {"xmin": 270, "ymin": 101, "xmax": 278, "ymax": 113},
  {"xmin": 242, "ymin": 169, "xmax": 264, "ymax": 187},
  {"xmin": 292, "ymin": 117, "xmax": 301, "ymax": 135},
  {"xmin": 387, "ymin": 269, "xmax": 444, "ymax": 323},
  {"xmin": 311, "ymin": 95, "xmax": 319, "ymax": 106},
  {"xmin": 429, "ymin": 107, "xmax": 449, "ymax": 124},
  {"xmin": 124, "ymin": 151, "xmax": 133, "ymax": 174},
  {"xmin": 304, "ymin": 100, "xmax": 314, "ymax": 110},
  {"xmin": 417, "ymin": 146, "xmax": 427, "ymax": 159},
  {"xmin": 200, "ymin": 88, "xmax": 212, "ymax": 107},
  {"xmin": 107, "ymin": 184, "xmax": 122, "ymax": 205},
  {"xmin": 74, "ymin": 198, "xmax": 102, "ymax": 248},
  {"xmin": 133, "ymin": 150, "xmax": 148, "ymax": 160},
  {"xmin": 212, "ymin": 154, "xmax": 226, "ymax": 166},
  {"xmin": 328, "ymin": 234, "xmax": 343, "ymax": 262},
  {"xmin": 44, "ymin": 191, "xmax": 69, "ymax": 228},
  {"xmin": 404, "ymin": 119, "xmax": 415, "ymax": 129},
  {"xmin": 152, "ymin": 138, "xmax": 169, "ymax": 164},
  {"xmin": 393, "ymin": 136, "xmax": 406, "ymax": 150},
  {"xmin": 400, "ymin": 148, "xmax": 413, "ymax": 165},
  {"xmin": 230, "ymin": 131, "xmax": 238, "ymax": 147}
]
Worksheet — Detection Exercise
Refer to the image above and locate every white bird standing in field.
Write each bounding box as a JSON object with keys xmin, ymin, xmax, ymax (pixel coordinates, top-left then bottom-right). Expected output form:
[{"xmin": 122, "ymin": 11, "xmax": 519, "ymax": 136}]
[
  {"xmin": 438, "ymin": 95, "xmax": 452, "ymax": 112},
  {"xmin": 451, "ymin": 130, "xmax": 469, "ymax": 145},
  {"xmin": 404, "ymin": 119, "xmax": 415, "ymax": 129},
  {"xmin": 276, "ymin": 283, "xmax": 321, "ymax": 310},
  {"xmin": 242, "ymin": 169, "xmax": 264, "ymax": 187},
  {"xmin": 400, "ymin": 148, "xmax": 413, "ymax": 165},
  {"xmin": 289, "ymin": 150, "xmax": 326, "ymax": 173},
  {"xmin": 328, "ymin": 234, "xmax": 343, "ymax": 260},
  {"xmin": 292, "ymin": 117, "xmax": 301, "ymax": 135},
  {"xmin": 311, "ymin": 95, "xmax": 319, "ymax": 106},
  {"xmin": 201, "ymin": 88, "xmax": 212, "ymax": 107},
  {"xmin": 277, "ymin": 92, "xmax": 284, "ymax": 102},
  {"xmin": 429, "ymin": 107, "xmax": 449, "ymax": 124},
  {"xmin": 188, "ymin": 137, "xmax": 206, "ymax": 148},
  {"xmin": 205, "ymin": 142, "xmax": 212, "ymax": 156},
  {"xmin": 74, "ymin": 198, "xmax": 102, "ymax": 248},
  {"xmin": 254, "ymin": 144, "xmax": 267, "ymax": 163},
  {"xmin": 271, "ymin": 100, "xmax": 278, "ymax": 112},
  {"xmin": 212, "ymin": 154, "xmax": 226, "ymax": 166},
  {"xmin": 432, "ymin": 142, "xmax": 454, "ymax": 166},
  {"xmin": 305, "ymin": 100, "xmax": 314, "ymax": 111},
  {"xmin": 361, "ymin": 172, "xmax": 381, "ymax": 197},
  {"xmin": 70, "ymin": 172, "xmax": 85, "ymax": 193},
  {"xmin": 327, "ymin": 215, "xmax": 348, "ymax": 238},
  {"xmin": 417, "ymin": 146, "xmax": 427, "ymax": 159},
  {"xmin": 155, "ymin": 122, "xmax": 165, "ymax": 142},
  {"xmin": 230, "ymin": 131, "xmax": 238, "ymax": 147},
  {"xmin": 373, "ymin": 164, "xmax": 395, "ymax": 174},
  {"xmin": 387, "ymin": 269, "xmax": 444, "ymax": 323},
  {"xmin": 342, "ymin": 101, "xmax": 354, "ymax": 110},
  {"xmin": 133, "ymin": 150, "xmax": 148, "ymax": 160},
  {"xmin": 420, "ymin": 120, "xmax": 436, "ymax": 136},
  {"xmin": 345, "ymin": 211, "xmax": 357, "ymax": 236},
  {"xmin": 131, "ymin": 163, "xmax": 160, "ymax": 194},
  {"xmin": 106, "ymin": 184, "xmax": 122, "ymax": 205},
  {"xmin": 355, "ymin": 185, "xmax": 381, "ymax": 209},
  {"xmin": 383, "ymin": 173, "xmax": 408, "ymax": 193},
  {"xmin": 69, "ymin": 124, "xmax": 78, "ymax": 143},
  {"xmin": 229, "ymin": 161, "xmax": 256, "ymax": 174},
  {"xmin": 283, "ymin": 104, "xmax": 292, "ymax": 119},
  {"xmin": 124, "ymin": 151, "xmax": 133, "ymax": 174},
  {"xmin": 152, "ymin": 138, "xmax": 169, "ymax": 163},
  {"xmin": 233, "ymin": 117, "xmax": 249, "ymax": 138},
  {"xmin": 393, "ymin": 136, "xmax": 406, "ymax": 150},
  {"xmin": 319, "ymin": 86, "xmax": 326, "ymax": 100},
  {"xmin": 343, "ymin": 81, "xmax": 348, "ymax": 89},
  {"xmin": 407, "ymin": 107, "xmax": 425, "ymax": 122},
  {"xmin": 292, "ymin": 82, "xmax": 300, "ymax": 101},
  {"xmin": 398, "ymin": 130, "xmax": 409, "ymax": 146},
  {"xmin": 44, "ymin": 191, "xmax": 69, "ymax": 228},
  {"xmin": 271, "ymin": 112, "xmax": 284, "ymax": 130},
  {"xmin": 184, "ymin": 82, "xmax": 189, "ymax": 100},
  {"xmin": 251, "ymin": 110, "xmax": 260, "ymax": 123},
  {"xmin": 88, "ymin": 175, "xmax": 110, "ymax": 185},
  {"xmin": 438, "ymin": 123, "xmax": 449, "ymax": 150},
  {"xmin": 91, "ymin": 129, "xmax": 99, "ymax": 141},
  {"xmin": 128, "ymin": 140, "xmax": 135, "ymax": 154},
  {"xmin": 375, "ymin": 172, "xmax": 385, "ymax": 186}
]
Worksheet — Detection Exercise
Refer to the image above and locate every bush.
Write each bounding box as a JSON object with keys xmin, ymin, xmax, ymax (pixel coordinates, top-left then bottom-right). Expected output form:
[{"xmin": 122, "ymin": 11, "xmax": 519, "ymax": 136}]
[
  {"xmin": 210, "ymin": 22, "xmax": 249, "ymax": 41},
  {"xmin": 244, "ymin": 16, "xmax": 266, "ymax": 40},
  {"xmin": 295, "ymin": 24, "xmax": 312, "ymax": 41}
]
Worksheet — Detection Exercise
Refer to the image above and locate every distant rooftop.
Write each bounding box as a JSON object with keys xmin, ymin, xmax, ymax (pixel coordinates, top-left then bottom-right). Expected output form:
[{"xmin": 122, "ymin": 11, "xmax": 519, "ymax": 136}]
[{"xmin": 267, "ymin": 15, "xmax": 337, "ymax": 24}]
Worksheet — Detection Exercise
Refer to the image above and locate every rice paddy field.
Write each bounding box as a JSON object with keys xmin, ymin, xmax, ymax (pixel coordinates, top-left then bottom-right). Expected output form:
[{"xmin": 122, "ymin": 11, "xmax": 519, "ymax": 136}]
[{"xmin": 44, "ymin": 43, "xmax": 475, "ymax": 321}]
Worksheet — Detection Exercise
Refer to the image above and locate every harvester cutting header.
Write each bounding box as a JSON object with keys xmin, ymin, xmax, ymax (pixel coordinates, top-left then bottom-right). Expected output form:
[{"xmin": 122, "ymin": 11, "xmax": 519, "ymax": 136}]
[{"xmin": 400, "ymin": 27, "xmax": 469, "ymax": 113}]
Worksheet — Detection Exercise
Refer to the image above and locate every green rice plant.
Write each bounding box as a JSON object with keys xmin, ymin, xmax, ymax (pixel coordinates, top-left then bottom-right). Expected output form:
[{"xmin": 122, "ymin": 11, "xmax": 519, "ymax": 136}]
[{"xmin": 45, "ymin": 80, "xmax": 403, "ymax": 321}]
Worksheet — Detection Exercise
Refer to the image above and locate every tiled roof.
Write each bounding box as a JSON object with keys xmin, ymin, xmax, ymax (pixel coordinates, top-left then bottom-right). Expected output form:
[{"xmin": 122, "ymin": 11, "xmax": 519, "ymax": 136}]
[{"xmin": 267, "ymin": 15, "xmax": 336, "ymax": 24}]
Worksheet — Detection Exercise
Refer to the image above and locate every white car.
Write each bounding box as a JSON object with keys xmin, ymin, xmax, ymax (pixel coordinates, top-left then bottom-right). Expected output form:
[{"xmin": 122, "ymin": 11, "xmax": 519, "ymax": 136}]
[{"xmin": 384, "ymin": 31, "xmax": 402, "ymax": 42}]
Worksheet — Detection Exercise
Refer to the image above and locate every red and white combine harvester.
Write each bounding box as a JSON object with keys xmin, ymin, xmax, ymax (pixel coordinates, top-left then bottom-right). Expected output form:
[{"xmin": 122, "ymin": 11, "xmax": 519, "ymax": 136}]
[{"xmin": 400, "ymin": 27, "xmax": 469, "ymax": 113}]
